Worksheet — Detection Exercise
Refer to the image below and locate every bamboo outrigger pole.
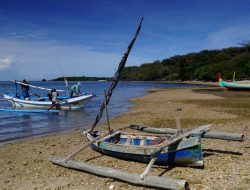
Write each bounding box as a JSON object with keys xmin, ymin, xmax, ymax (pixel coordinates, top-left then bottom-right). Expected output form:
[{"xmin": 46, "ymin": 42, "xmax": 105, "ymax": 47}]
[
  {"xmin": 130, "ymin": 124, "xmax": 245, "ymax": 142},
  {"xmin": 10, "ymin": 80, "xmax": 65, "ymax": 92}
]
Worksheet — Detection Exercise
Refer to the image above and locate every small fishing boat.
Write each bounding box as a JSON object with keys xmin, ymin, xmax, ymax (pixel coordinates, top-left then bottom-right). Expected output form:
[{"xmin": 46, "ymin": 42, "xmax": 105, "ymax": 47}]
[
  {"xmin": 85, "ymin": 130, "xmax": 204, "ymax": 167},
  {"xmin": 3, "ymin": 93, "xmax": 94, "ymax": 110},
  {"xmin": 219, "ymin": 72, "xmax": 250, "ymax": 91}
]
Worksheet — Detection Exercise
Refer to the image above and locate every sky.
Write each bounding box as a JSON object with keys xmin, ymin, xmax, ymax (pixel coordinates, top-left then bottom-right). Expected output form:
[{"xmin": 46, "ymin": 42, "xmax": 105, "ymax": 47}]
[{"xmin": 0, "ymin": 0, "xmax": 250, "ymax": 80}]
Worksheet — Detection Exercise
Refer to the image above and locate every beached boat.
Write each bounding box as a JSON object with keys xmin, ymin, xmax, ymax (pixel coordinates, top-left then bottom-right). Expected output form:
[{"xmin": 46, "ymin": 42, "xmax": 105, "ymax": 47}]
[
  {"xmin": 85, "ymin": 130, "xmax": 204, "ymax": 167},
  {"xmin": 50, "ymin": 18, "xmax": 192, "ymax": 189},
  {"xmin": 49, "ymin": 20, "xmax": 245, "ymax": 189},
  {"xmin": 3, "ymin": 93, "xmax": 94, "ymax": 110},
  {"xmin": 219, "ymin": 72, "xmax": 250, "ymax": 91},
  {"xmin": 219, "ymin": 79, "xmax": 250, "ymax": 90}
]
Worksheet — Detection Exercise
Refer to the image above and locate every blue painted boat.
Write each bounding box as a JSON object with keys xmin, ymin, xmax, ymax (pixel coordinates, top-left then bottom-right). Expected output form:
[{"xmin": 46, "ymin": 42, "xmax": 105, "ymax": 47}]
[
  {"xmin": 0, "ymin": 108, "xmax": 59, "ymax": 113},
  {"xmin": 85, "ymin": 130, "xmax": 204, "ymax": 167}
]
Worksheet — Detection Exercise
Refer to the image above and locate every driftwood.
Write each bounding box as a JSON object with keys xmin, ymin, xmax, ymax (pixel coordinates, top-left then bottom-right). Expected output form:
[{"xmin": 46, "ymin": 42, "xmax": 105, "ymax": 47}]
[
  {"xmin": 49, "ymin": 156, "xmax": 188, "ymax": 190},
  {"xmin": 130, "ymin": 124, "xmax": 245, "ymax": 142}
]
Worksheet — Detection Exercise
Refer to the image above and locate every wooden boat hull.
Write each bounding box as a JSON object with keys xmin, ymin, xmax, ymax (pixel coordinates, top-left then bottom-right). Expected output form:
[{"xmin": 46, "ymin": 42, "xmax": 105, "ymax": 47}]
[
  {"xmin": 3, "ymin": 93, "xmax": 94, "ymax": 110},
  {"xmin": 85, "ymin": 131, "xmax": 204, "ymax": 167},
  {"xmin": 219, "ymin": 79, "xmax": 250, "ymax": 91}
]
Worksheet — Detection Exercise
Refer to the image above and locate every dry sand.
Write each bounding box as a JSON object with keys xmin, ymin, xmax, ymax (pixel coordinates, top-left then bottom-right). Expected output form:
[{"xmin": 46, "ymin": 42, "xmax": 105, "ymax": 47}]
[{"xmin": 0, "ymin": 87, "xmax": 249, "ymax": 190}]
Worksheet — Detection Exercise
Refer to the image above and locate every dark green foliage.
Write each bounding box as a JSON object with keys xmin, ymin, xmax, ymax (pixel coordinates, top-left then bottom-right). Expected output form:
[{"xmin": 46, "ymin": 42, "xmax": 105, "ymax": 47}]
[{"xmin": 120, "ymin": 46, "xmax": 250, "ymax": 81}]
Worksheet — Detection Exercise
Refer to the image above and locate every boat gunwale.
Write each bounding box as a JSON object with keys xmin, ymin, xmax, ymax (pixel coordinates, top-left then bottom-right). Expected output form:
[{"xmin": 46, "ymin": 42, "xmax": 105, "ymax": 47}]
[{"xmin": 86, "ymin": 131, "xmax": 200, "ymax": 152}]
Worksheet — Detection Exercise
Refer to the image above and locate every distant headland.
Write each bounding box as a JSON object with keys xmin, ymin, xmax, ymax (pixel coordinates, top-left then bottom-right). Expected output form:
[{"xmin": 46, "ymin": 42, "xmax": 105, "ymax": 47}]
[
  {"xmin": 51, "ymin": 76, "xmax": 111, "ymax": 82},
  {"xmin": 52, "ymin": 42, "xmax": 250, "ymax": 82}
]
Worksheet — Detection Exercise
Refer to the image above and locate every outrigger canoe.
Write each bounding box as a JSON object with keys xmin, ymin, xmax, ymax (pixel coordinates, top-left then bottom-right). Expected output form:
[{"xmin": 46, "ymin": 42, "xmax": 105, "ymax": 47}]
[
  {"xmin": 84, "ymin": 130, "xmax": 204, "ymax": 167},
  {"xmin": 218, "ymin": 72, "xmax": 250, "ymax": 91},
  {"xmin": 3, "ymin": 93, "xmax": 95, "ymax": 110},
  {"xmin": 219, "ymin": 79, "xmax": 250, "ymax": 91}
]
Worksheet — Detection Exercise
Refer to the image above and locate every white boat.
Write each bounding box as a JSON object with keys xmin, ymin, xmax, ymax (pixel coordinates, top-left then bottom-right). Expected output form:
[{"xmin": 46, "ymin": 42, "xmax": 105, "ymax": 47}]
[{"xmin": 3, "ymin": 93, "xmax": 95, "ymax": 110}]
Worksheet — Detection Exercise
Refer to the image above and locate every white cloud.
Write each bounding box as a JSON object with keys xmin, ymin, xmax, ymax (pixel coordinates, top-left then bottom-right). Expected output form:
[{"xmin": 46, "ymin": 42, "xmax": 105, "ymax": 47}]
[
  {"xmin": 207, "ymin": 25, "xmax": 250, "ymax": 49},
  {"xmin": 0, "ymin": 56, "xmax": 14, "ymax": 71},
  {"xmin": 0, "ymin": 37, "xmax": 144, "ymax": 80}
]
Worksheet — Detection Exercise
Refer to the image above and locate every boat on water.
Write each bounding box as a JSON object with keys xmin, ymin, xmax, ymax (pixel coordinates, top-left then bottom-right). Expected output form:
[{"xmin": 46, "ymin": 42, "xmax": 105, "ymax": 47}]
[
  {"xmin": 3, "ymin": 93, "xmax": 95, "ymax": 110},
  {"xmin": 219, "ymin": 72, "xmax": 250, "ymax": 91},
  {"xmin": 2, "ymin": 80, "xmax": 95, "ymax": 110},
  {"xmin": 85, "ymin": 130, "xmax": 204, "ymax": 167}
]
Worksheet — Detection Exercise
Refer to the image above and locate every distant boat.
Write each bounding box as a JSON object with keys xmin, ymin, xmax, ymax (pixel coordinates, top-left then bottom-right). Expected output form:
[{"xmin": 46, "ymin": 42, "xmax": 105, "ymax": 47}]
[
  {"xmin": 218, "ymin": 72, "xmax": 250, "ymax": 91},
  {"xmin": 84, "ymin": 130, "xmax": 204, "ymax": 167},
  {"xmin": 3, "ymin": 93, "xmax": 94, "ymax": 110},
  {"xmin": 3, "ymin": 80, "xmax": 95, "ymax": 110}
]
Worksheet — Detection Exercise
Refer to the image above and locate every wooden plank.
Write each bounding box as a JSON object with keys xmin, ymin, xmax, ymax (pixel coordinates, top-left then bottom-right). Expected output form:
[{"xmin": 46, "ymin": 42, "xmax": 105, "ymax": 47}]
[{"xmin": 49, "ymin": 156, "xmax": 188, "ymax": 190}]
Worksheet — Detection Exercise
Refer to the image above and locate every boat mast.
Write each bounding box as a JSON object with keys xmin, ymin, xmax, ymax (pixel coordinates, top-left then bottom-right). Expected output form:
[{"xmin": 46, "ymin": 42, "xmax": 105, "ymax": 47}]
[
  {"xmin": 90, "ymin": 17, "xmax": 143, "ymax": 132},
  {"xmin": 56, "ymin": 57, "xmax": 70, "ymax": 96}
]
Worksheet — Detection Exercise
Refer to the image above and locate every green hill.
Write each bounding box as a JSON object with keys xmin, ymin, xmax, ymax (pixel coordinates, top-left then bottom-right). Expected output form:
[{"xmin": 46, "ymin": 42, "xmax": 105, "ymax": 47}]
[{"xmin": 121, "ymin": 45, "xmax": 250, "ymax": 82}]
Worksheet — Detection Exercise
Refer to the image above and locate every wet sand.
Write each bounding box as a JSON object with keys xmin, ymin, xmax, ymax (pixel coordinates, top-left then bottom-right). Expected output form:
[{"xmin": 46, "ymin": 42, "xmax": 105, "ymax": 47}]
[{"xmin": 0, "ymin": 87, "xmax": 249, "ymax": 190}]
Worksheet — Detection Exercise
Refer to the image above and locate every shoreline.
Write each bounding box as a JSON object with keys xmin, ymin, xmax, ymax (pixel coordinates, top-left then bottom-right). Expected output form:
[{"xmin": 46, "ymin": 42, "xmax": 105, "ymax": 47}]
[
  {"xmin": 0, "ymin": 82, "xmax": 204, "ymax": 146},
  {"xmin": 0, "ymin": 87, "xmax": 249, "ymax": 190}
]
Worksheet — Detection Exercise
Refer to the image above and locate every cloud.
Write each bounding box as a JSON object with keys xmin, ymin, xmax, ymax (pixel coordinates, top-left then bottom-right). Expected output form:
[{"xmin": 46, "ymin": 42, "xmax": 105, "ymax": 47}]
[
  {"xmin": 207, "ymin": 25, "xmax": 250, "ymax": 49},
  {"xmin": 0, "ymin": 37, "xmax": 144, "ymax": 80},
  {"xmin": 0, "ymin": 56, "xmax": 14, "ymax": 71}
]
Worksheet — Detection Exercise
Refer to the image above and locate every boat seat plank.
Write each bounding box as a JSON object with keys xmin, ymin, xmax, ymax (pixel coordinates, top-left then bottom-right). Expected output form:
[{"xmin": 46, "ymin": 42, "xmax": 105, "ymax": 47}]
[{"xmin": 126, "ymin": 136, "xmax": 131, "ymax": 146}]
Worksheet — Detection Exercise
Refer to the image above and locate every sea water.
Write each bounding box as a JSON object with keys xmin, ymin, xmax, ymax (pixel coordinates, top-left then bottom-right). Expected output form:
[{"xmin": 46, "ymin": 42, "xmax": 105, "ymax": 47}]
[{"xmin": 0, "ymin": 81, "xmax": 201, "ymax": 143}]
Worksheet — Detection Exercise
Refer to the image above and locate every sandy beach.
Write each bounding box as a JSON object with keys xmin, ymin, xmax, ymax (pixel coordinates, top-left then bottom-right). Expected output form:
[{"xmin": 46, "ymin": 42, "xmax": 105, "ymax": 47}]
[{"xmin": 0, "ymin": 87, "xmax": 249, "ymax": 190}]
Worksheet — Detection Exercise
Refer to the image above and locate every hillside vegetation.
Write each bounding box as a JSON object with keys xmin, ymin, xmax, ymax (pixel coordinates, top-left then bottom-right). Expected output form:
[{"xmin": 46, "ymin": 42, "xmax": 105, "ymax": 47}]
[
  {"xmin": 52, "ymin": 44, "xmax": 250, "ymax": 82},
  {"xmin": 121, "ymin": 45, "xmax": 250, "ymax": 82}
]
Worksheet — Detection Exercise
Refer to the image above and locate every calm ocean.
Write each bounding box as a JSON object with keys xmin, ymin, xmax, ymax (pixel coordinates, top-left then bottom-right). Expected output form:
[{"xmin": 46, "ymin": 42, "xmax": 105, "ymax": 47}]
[{"xmin": 0, "ymin": 81, "xmax": 201, "ymax": 143}]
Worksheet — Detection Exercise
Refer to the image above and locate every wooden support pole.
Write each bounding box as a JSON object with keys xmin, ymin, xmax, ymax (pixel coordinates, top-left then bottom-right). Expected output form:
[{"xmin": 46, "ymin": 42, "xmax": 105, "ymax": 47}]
[
  {"xmin": 49, "ymin": 156, "xmax": 188, "ymax": 190},
  {"xmin": 175, "ymin": 117, "xmax": 183, "ymax": 135},
  {"xmin": 140, "ymin": 157, "xmax": 157, "ymax": 180}
]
